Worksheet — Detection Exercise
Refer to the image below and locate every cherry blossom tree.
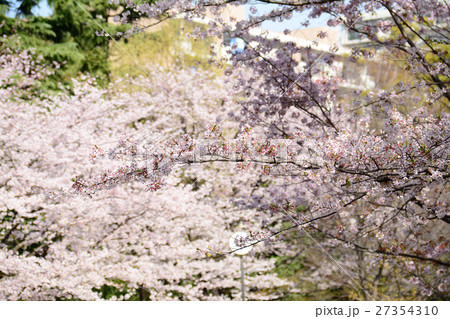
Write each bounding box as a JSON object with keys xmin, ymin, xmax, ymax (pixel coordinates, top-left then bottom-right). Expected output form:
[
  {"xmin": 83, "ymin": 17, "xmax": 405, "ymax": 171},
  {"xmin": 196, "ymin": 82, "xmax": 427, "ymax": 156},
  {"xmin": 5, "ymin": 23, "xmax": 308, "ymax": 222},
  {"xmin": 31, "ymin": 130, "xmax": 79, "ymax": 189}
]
[
  {"xmin": 78, "ymin": 0, "xmax": 449, "ymax": 299},
  {"xmin": 0, "ymin": 42, "xmax": 292, "ymax": 300}
]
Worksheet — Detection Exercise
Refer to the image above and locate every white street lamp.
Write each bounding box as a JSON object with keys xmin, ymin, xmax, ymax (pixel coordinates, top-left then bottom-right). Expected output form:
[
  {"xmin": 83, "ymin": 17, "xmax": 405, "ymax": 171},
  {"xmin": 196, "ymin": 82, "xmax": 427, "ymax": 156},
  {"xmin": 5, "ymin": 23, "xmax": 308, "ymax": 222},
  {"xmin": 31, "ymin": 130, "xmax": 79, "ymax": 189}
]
[{"xmin": 229, "ymin": 232, "xmax": 253, "ymax": 301}]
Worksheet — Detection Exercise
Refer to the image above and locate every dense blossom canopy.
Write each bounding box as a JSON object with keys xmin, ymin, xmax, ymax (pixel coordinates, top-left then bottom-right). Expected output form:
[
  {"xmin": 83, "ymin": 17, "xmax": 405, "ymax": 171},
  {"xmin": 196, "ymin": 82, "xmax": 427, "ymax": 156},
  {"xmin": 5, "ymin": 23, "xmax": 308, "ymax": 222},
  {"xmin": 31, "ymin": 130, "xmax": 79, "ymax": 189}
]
[
  {"xmin": 1, "ymin": 0, "xmax": 449, "ymax": 300},
  {"xmin": 0, "ymin": 44, "xmax": 291, "ymax": 299},
  {"xmin": 93, "ymin": 0, "xmax": 450, "ymax": 299}
]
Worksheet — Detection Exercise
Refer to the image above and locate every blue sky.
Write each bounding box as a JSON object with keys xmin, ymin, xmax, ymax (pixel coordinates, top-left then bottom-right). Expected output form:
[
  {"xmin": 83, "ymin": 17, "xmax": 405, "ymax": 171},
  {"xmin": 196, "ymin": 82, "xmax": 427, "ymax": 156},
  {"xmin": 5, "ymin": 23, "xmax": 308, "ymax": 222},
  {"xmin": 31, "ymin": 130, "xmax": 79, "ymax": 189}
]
[
  {"xmin": 5, "ymin": 0, "xmax": 51, "ymax": 17},
  {"xmin": 34, "ymin": 0, "xmax": 52, "ymax": 16},
  {"xmin": 245, "ymin": 2, "xmax": 330, "ymax": 31},
  {"xmin": 7, "ymin": 1, "xmax": 328, "ymax": 30}
]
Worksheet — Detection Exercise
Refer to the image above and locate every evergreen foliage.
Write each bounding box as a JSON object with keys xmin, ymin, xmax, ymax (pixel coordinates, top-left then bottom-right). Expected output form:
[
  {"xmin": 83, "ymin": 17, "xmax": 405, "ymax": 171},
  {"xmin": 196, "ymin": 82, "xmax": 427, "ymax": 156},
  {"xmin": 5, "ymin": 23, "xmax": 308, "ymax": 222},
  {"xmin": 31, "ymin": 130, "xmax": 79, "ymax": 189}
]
[{"xmin": 0, "ymin": 0, "xmax": 130, "ymax": 90}]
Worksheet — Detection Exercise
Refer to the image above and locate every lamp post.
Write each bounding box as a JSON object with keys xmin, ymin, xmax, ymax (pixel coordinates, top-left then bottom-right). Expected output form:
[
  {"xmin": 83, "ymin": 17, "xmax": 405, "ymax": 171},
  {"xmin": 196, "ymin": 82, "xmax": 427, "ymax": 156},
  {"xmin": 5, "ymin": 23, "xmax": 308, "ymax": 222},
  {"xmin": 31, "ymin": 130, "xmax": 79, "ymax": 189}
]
[
  {"xmin": 229, "ymin": 231, "xmax": 253, "ymax": 301},
  {"xmin": 239, "ymin": 254, "xmax": 245, "ymax": 301}
]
